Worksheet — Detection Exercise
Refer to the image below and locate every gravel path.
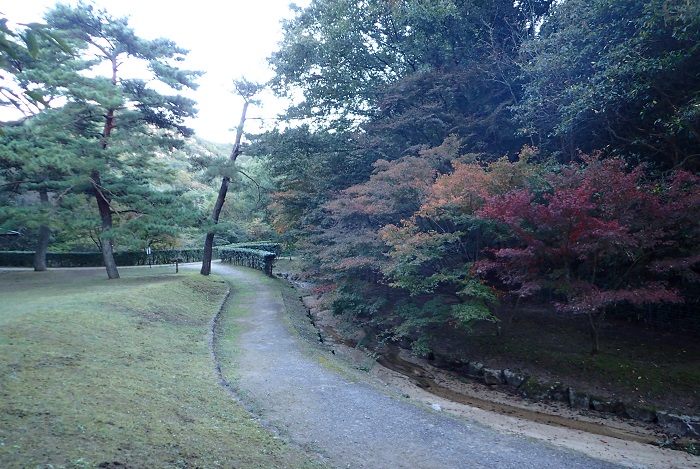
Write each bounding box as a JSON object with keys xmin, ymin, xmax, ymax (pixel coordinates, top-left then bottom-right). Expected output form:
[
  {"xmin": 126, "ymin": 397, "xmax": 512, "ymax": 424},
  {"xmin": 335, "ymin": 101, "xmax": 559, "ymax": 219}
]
[{"xmin": 212, "ymin": 263, "xmax": 622, "ymax": 469}]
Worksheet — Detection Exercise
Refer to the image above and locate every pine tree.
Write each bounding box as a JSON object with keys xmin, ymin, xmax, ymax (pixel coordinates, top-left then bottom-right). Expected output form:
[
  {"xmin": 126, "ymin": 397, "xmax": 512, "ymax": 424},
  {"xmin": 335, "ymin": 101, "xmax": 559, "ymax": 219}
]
[
  {"xmin": 201, "ymin": 79, "xmax": 262, "ymax": 276},
  {"xmin": 43, "ymin": 2, "xmax": 202, "ymax": 278}
]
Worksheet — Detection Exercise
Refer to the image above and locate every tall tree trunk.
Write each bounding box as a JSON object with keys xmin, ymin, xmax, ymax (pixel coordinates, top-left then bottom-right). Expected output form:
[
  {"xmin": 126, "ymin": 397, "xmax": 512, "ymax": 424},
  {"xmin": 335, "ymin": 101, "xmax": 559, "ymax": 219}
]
[
  {"xmin": 93, "ymin": 169, "xmax": 120, "ymax": 279},
  {"xmin": 95, "ymin": 58, "xmax": 120, "ymax": 280},
  {"xmin": 200, "ymin": 233, "xmax": 216, "ymax": 275},
  {"xmin": 90, "ymin": 57, "xmax": 121, "ymax": 279},
  {"xmin": 200, "ymin": 177, "xmax": 230, "ymax": 275},
  {"xmin": 201, "ymin": 100, "xmax": 249, "ymax": 276},
  {"xmin": 588, "ymin": 310, "xmax": 600, "ymax": 355},
  {"xmin": 33, "ymin": 189, "xmax": 51, "ymax": 272}
]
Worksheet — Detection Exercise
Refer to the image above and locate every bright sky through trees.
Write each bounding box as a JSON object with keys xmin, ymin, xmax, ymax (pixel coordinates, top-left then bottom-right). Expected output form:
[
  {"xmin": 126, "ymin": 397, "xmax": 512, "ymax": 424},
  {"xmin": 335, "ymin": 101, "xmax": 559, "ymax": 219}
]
[{"xmin": 1, "ymin": 0, "xmax": 308, "ymax": 143}]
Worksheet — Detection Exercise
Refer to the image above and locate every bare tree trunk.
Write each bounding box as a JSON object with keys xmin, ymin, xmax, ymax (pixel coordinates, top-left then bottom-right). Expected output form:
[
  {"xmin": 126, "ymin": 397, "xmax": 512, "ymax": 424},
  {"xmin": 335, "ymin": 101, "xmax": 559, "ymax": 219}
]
[
  {"xmin": 588, "ymin": 310, "xmax": 601, "ymax": 355},
  {"xmin": 93, "ymin": 169, "xmax": 120, "ymax": 279},
  {"xmin": 201, "ymin": 100, "xmax": 249, "ymax": 276},
  {"xmin": 99, "ymin": 235, "xmax": 119, "ymax": 279},
  {"xmin": 200, "ymin": 233, "xmax": 216, "ymax": 276},
  {"xmin": 200, "ymin": 177, "xmax": 230, "ymax": 275},
  {"xmin": 93, "ymin": 59, "xmax": 120, "ymax": 280},
  {"xmin": 33, "ymin": 189, "xmax": 51, "ymax": 272}
]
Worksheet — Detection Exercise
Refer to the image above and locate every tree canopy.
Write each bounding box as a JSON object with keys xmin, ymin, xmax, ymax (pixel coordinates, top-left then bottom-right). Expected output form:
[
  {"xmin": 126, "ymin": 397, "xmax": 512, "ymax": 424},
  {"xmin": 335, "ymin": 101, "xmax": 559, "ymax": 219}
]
[
  {"xmin": 255, "ymin": 0, "xmax": 700, "ymax": 354},
  {"xmin": 515, "ymin": 0, "xmax": 700, "ymax": 168}
]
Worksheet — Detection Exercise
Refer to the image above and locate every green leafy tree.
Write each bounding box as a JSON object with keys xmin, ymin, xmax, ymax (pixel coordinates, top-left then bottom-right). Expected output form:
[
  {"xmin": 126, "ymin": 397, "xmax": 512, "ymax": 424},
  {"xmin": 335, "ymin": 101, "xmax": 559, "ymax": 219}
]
[
  {"xmin": 0, "ymin": 15, "xmax": 82, "ymax": 270},
  {"xmin": 271, "ymin": 0, "xmax": 552, "ymax": 123},
  {"xmin": 269, "ymin": 0, "xmax": 408, "ymax": 121},
  {"xmin": 0, "ymin": 109, "xmax": 82, "ymax": 270},
  {"xmin": 516, "ymin": 0, "xmax": 700, "ymax": 168},
  {"xmin": 251, "ymin": 123, "xmax": 366, "ymax": 247},
  {"xmin": 43, "ymin": 2, "xmax": 201, "ymax": 278},
  {"xmin": 269, "ymin": 0, "xmax": 555, "ymax": 164},
  {"xmin": 0, "ymin": 13, "xmax": 72, "ymax": 113}
]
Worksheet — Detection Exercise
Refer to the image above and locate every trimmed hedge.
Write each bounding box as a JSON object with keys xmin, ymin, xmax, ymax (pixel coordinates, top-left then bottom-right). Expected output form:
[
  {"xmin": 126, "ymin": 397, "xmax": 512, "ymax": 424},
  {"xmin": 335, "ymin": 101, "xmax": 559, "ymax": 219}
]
[
  {"xmin": 219, "ymin": 247, "xmax": 276, "ymax": 276},
  {"xmin": 224, "ymin": 241, "xmax": 282, "ymax": 257},
  {"xmin": 146, "ymin": 249, "xmax": 213, "ymax": 265},
  {"xmin": 0, "ymin": 249, "xmax": 214, "ymax": 268}
]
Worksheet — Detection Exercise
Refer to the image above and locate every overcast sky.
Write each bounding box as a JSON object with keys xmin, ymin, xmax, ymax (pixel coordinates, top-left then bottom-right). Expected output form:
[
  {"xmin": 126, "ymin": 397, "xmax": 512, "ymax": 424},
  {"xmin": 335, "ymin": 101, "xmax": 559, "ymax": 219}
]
[{"xmin": 2, "ymin": 0, "xmax": 308, "ymax": 143}]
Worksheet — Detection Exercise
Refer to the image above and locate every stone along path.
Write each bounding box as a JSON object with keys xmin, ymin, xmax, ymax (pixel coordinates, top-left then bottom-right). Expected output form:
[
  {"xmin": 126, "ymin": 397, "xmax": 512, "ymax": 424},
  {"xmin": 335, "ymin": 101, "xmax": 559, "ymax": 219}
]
[{"xmin": 211, "ymin": 263, "xmax": 623, "ymax": 469}]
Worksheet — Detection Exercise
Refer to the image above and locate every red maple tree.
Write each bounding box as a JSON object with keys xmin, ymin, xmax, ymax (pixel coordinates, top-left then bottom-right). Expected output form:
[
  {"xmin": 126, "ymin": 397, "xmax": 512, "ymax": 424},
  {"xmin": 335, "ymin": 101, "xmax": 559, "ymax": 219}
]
[{"xmin": 475, "ymin": 155, "xmax": 699, "ymax": 352}]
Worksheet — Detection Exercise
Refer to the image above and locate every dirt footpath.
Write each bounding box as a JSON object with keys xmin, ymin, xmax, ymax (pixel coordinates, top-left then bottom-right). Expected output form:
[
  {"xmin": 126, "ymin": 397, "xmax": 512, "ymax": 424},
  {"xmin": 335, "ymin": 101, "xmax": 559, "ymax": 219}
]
[{"xmin": 212, "ymin": 263, "xmax": 698, "ymax": 468}]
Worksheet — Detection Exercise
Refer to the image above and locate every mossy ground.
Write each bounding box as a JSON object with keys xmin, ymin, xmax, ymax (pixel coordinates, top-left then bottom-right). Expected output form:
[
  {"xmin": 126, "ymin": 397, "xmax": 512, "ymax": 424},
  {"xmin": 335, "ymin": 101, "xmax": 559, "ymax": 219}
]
[
  {"xmin": 0, "ymin": 267, "xmax": 322, "ymax": 468},
  {"xmin": 433, "ymin": 306, "xmax": 700, "ymax": 415}
]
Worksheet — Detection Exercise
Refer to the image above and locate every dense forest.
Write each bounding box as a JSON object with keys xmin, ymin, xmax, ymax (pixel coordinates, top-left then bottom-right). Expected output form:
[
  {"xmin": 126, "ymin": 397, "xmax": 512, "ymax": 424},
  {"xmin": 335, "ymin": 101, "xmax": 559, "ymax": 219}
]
[
  {"xmin": 253, "ymin": 0, "xmax": 700, "ymax": 355},
  {"xmin": 2, "ymin": 1, "xmax": 699, "ymax": 356}
]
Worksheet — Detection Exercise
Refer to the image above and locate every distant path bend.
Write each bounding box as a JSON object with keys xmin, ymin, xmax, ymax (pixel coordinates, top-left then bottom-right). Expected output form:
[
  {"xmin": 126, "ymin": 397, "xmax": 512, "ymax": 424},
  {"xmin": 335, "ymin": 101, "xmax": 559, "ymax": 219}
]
[{"xmin": 210, "ymin": 263, "xmax": 620, "ymax": 469}]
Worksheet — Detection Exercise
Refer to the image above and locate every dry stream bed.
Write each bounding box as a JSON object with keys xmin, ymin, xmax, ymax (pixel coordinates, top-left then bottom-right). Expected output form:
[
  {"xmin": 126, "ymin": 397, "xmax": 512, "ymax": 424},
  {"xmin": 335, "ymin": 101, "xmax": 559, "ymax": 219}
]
[{"xmin": 298, "ymin": 289, "xmax": 700, "ymax": 468}]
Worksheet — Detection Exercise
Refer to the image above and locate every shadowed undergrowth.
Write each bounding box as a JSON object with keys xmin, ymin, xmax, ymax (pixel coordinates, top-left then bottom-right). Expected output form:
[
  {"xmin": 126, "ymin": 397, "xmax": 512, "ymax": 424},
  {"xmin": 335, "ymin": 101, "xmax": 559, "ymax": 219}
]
[{"xmin": 274, "ymin": 258, "xmax": 700, "ymax": 416}]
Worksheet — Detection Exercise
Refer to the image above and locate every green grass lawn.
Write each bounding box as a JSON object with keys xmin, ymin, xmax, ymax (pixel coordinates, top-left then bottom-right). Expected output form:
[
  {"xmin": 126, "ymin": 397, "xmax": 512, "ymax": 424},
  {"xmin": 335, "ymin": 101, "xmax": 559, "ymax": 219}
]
[{"xmin": 0, "ymin": 267, "xmax": 321, "ymax": 468}]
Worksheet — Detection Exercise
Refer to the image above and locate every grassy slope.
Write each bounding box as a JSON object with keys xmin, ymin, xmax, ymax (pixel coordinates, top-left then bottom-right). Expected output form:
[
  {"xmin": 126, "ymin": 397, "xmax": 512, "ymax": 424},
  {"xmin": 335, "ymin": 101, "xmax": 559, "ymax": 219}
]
[{"xmin": 0, "ymin": 267, "xmax": 321, "ymax": 468}]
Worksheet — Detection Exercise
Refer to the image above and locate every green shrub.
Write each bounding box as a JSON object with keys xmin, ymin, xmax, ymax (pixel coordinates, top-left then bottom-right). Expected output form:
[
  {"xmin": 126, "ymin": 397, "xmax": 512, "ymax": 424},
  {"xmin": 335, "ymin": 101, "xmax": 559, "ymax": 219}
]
[
  {"xmin": 219, "ymin": 247, "xmax": 276, "ymax": 276},
  {"xmin": 223, "ymin": 241, "xmax": 282, "ymax": 256},
  {"xmin": 0, "ymin": 249, "xmax": 214, "ymax": 268}
]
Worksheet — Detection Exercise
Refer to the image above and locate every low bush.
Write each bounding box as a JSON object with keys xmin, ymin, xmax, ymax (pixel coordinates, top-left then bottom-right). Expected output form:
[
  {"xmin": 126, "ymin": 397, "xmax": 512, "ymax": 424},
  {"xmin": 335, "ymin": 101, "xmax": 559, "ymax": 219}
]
[
  {"xmin": 224, "ymin": 241, "xmax": 282, "ymax": 256},
  {"xmin": 0, "ymin": 249, "xmax": 214, "ymax": 268},
  {"xmin": 219, "ymin": 247, "xmax": 276, "ymax": 276}
]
